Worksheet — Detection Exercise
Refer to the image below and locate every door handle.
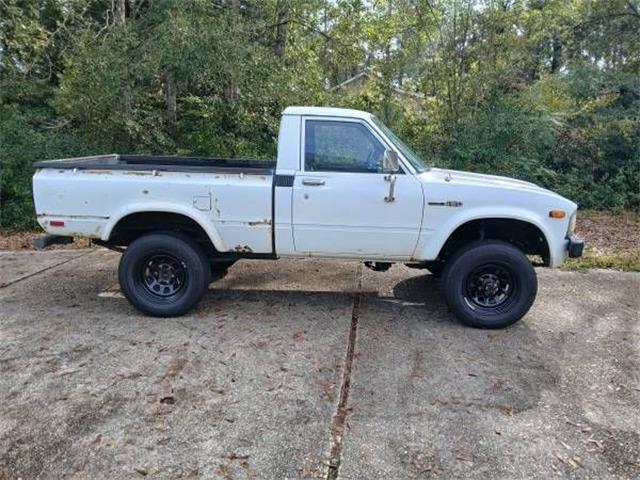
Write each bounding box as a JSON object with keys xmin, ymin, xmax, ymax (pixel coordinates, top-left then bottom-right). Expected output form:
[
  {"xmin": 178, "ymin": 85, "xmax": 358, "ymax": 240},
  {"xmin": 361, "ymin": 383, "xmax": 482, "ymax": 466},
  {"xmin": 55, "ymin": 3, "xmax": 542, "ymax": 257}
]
[
  {"xmin": 384, "ymin": 174, "xmax": 397, "ymax": 202},
  {"xmin": 302, "ymin": 179, "xmax": 325, "ymax": 186}
]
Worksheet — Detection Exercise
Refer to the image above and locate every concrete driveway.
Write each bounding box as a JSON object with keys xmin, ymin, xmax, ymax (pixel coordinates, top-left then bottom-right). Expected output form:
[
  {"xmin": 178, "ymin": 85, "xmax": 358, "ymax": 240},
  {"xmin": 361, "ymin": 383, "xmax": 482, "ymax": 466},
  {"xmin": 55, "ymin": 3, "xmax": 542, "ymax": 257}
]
[{"xmin": 0, "ymin": 249, "xmax": 638, "ymax": 479}]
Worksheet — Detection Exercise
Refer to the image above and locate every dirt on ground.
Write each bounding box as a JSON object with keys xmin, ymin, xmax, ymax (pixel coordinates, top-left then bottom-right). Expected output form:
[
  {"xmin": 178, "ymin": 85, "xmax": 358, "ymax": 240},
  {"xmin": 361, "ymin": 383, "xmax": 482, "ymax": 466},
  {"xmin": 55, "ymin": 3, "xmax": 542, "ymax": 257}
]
[
  {"xmin": 0, "ymin": 231, "xmax": 92, "ymax": 251},
  {"xmin": 575, "ymin": 211, "xmax": 640, "ymax": 256}
]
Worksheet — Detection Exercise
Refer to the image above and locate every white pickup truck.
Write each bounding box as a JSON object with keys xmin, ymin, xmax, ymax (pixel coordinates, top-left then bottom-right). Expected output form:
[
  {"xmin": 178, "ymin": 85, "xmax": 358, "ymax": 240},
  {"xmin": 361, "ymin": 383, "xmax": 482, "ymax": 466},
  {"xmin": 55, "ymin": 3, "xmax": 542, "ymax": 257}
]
[{"xmin": 33, "ymin": 106, "xmax": 583, "ymax": 328}]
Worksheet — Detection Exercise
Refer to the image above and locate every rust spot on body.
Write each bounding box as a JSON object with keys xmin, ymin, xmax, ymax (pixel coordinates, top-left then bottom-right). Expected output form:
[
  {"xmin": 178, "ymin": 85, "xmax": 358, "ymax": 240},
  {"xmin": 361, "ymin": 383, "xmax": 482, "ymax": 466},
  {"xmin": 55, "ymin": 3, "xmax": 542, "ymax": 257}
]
[{"xmin": 233, "ymin": 245, "xmax": 253, "ymax": 253}]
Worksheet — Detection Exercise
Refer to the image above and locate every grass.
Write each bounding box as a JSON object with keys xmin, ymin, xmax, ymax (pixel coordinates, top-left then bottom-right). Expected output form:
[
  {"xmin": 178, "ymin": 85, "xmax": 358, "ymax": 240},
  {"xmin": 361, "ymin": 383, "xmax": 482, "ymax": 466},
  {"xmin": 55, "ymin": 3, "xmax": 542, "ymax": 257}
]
[
  {"xmin": 579, "ymin": 209, "xmax": 640, "ymax": 220},
  {"xmin": 562, "ymin": 249, "xmax": 640, "ymax": 272}
]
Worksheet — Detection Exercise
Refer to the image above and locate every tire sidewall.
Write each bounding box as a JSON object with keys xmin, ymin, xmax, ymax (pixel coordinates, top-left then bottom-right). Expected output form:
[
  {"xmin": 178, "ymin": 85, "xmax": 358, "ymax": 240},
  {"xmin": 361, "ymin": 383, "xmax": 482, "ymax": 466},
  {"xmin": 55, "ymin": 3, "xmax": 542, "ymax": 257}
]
[
  {"xmin": 118, "ymin": 233, "xmax": 210, "ymax": 317},
  {"xmin": 443, "ymin": 241, "xmax": 537, "ymax": 329}
]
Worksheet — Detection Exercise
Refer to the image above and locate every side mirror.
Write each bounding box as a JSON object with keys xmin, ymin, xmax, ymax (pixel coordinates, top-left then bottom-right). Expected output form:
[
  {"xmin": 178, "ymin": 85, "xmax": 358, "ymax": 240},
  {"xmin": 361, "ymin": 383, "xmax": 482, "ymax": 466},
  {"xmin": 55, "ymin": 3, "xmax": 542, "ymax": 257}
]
[{"xmin": 383, "ymin": 150, "xmax": 400, "ymax": 173}]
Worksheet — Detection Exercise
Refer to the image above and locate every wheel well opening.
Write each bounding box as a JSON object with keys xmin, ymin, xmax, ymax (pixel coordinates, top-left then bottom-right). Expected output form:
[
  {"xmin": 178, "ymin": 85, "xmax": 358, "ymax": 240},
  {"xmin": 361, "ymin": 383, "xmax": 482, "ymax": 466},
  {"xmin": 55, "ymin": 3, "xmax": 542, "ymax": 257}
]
[
  {"xmin": 108, "ymin": 212, "xmax": 216, "ymax": 255},
  {"xmin": 438, "ymin": 218, "xmax": 550, "ymax": 266}
]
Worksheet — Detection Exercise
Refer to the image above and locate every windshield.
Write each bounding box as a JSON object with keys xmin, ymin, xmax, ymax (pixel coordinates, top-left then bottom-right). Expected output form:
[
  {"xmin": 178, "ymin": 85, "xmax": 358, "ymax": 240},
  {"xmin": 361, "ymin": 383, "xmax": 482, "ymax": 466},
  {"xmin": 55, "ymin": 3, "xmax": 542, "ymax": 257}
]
[{"xmin": 371, "ymin": 116, "xmax": 429, "ymax": 172}]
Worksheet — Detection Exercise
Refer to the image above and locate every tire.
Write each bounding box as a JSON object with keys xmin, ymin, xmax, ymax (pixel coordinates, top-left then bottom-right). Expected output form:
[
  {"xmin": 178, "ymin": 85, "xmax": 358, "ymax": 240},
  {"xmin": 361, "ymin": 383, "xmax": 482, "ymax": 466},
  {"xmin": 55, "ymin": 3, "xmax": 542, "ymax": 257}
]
[
  {"xmin": 209, "ymin": 260, "xmax": 236, "ymax": 283},
  {"xmin": 442, "ymin": 240, "xmax": 537, "ymax": 329},
  {"xmin": 118, "ymin": 232, "xmax": 210, "ymax": 317}
]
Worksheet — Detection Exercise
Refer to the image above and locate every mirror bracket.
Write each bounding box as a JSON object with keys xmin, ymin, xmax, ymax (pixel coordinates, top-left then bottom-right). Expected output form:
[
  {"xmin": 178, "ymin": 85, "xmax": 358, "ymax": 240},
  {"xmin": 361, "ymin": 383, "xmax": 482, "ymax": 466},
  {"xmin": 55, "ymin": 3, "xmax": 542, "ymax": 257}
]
[{"xmin": 383, "ymin": 150, "xmax": 400, "ymax": 173}]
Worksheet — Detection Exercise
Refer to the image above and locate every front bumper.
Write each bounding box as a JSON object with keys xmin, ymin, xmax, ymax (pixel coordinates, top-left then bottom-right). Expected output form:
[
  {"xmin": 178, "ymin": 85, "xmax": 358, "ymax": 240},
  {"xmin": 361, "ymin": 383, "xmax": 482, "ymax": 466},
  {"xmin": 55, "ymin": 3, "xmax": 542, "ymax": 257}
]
[{"xmin": 566, "ymin": 235, "xmax": 584, "ymax": 258}]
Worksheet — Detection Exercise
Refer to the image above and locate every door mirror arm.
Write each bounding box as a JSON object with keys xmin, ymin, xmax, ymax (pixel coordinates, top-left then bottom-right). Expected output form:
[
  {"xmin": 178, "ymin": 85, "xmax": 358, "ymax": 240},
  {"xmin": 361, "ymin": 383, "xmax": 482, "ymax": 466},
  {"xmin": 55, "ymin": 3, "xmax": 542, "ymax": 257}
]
[
  {"xmin": 384, "ymin": 174, "xmax": 397, "ymax": 202},
  {"xmin": 383, "ymin": 150, "xmax": 400, "ymax": 173}
]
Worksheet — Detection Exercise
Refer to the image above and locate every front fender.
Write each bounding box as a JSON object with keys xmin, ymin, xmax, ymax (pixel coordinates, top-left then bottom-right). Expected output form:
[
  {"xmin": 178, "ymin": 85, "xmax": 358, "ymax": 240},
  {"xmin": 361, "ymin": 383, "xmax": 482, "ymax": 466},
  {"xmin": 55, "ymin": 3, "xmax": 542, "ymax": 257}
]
[
  {"xmin": 414, "ymin": 206, "xmax": 565, "ymax": 267},
  {"xmin": 102, "ymin": 202, "xmax": 226, "ymax": 251}
]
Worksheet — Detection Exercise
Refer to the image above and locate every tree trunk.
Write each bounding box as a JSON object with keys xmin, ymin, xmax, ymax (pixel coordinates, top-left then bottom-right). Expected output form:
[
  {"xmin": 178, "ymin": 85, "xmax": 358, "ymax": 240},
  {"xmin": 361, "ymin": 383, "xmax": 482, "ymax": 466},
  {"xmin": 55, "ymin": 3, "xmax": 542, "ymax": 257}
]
[
  {"xmin": 224, "ymin": 0, "xmax": 240, "ymax": 100},
  {"xmin": 550, "ymin": 32, "xmax": 562, "ymax": 74},
  {"xmin": 274, "ymin": 0, "xmax": 288, "ymax": 59},
  {"xmin": 162, "ymin": 67, "xmax": 177, "ymax": 130},
  {"xmin": 114, "ymin": 0, "xmax": 126, "ymax": 25},
  {"xmin": 224, "ymin": 79, "xmax": 238, "ymax": 101}
]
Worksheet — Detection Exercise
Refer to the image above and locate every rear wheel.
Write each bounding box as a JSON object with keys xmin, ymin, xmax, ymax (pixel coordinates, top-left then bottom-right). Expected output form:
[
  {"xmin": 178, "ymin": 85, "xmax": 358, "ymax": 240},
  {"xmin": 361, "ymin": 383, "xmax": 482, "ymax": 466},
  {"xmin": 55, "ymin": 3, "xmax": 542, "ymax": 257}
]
[
  {"xmin": 442, "ymin": 240, "xmax": 537, "ymax": 328},
  {"xmin": 118, "ymin": 232, "xmax": 210, "ymax": 317}
]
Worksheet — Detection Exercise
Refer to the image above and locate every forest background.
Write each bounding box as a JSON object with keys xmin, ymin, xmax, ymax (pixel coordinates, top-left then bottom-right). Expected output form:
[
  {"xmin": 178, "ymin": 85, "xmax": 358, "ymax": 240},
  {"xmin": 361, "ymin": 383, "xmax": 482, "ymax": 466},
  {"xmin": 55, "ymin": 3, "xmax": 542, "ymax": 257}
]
[{"xmin": 1, "ymin": 0, "xmax": 638, "ymax": 231}]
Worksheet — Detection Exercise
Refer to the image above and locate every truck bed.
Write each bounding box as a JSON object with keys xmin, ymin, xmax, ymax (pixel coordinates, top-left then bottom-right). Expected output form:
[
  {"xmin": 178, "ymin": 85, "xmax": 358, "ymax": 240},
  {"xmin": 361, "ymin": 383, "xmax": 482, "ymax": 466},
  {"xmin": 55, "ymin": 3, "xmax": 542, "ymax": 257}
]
[
  {"xmin": 34, "ymin": 154, "xmax": 275, "ymax": 174},
  {"xmin": 33, "ymin": 154, "xmax": 276, "ymax": 254}
]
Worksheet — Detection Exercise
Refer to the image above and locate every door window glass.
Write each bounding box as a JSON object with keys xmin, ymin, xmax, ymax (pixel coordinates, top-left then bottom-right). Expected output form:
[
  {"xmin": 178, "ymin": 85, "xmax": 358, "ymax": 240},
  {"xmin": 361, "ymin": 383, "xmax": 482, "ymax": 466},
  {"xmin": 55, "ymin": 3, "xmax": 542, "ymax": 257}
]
[{"xmin": 304, "ymin": 120, "xmax": 385, "ymax": 173}]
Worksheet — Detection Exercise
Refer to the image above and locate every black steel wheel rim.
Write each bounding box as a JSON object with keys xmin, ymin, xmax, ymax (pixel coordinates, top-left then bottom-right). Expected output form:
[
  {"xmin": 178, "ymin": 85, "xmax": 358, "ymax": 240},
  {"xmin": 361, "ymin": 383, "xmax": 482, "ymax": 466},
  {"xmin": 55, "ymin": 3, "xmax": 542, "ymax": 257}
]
[
  {"xmin": 140, "ymin": 253, "xmax": 187, "ymax": 298},
  {"xmin": 464, "ymin": 263, "xmax": 517, "ymax": 313}
]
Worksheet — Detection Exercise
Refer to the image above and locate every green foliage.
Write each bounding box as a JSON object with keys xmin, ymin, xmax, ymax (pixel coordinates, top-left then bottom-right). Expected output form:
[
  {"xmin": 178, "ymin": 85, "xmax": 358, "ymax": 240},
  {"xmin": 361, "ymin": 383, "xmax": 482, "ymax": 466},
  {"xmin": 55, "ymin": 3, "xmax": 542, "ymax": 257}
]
[
  {"xmin": 0, "ymin": 76, "xmax": 99, "ymax": 229},
  {"xmin": 539, "ymin": 68, "xmax": 640, "ymax": 210},
  {"xmin": 1, "ymin": 0, "xmax": 639, "ymax": 229}
]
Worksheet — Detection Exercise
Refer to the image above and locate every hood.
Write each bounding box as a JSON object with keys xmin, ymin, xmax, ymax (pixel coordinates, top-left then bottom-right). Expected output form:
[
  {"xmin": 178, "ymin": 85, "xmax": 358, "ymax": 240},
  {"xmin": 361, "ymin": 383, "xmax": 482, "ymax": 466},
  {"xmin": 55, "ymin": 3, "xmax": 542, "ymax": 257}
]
[
  {"xmin": 424, "ymin": 167, "xmax": 548, "ymax": 192},
  {"xmin": 419, "ymin": 167, "xmax": 577, "ymax": 210}
]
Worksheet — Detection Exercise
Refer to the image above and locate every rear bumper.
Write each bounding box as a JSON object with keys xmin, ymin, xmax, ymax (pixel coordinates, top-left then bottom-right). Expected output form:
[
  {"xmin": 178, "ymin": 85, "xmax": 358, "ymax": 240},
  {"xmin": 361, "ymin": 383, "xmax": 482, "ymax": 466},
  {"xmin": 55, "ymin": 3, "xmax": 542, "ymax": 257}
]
[
  {"xmin": 32, "ymin": 234, "xmax": 73, "ymax": 249},
  {"xmin": 566, "ymin": 235, "xmax": 584, "ymax": 258}
]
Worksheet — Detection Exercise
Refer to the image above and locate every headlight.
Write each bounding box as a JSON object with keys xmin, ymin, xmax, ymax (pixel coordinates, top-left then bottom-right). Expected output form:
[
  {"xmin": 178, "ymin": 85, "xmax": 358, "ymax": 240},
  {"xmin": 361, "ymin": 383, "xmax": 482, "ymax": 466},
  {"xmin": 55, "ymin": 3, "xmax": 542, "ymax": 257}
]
[{"xmin": 568, "ymin": 212, "xmax": 577, "ymax": 235}]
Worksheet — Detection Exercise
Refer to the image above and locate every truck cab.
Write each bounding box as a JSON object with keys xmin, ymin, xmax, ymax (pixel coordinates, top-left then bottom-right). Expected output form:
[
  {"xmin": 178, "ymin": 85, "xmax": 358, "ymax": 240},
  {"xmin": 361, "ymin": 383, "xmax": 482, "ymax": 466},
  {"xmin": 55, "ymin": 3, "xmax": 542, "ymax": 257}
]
[{"xmin": 275, "ymin": 107, "xmax": 425, "ymax": 260}]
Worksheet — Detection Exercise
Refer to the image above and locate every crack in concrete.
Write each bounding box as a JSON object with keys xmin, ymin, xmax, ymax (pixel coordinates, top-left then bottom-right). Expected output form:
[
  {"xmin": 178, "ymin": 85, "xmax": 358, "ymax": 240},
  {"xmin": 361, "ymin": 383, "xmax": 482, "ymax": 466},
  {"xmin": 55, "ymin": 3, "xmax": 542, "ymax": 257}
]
[
  {"xmin": 326, "ymin": 264, "xmax": 363, "ymax": 480},
  {"xmin": 0, "ymin": 250, "xmax": 95, "ymax": 289}
]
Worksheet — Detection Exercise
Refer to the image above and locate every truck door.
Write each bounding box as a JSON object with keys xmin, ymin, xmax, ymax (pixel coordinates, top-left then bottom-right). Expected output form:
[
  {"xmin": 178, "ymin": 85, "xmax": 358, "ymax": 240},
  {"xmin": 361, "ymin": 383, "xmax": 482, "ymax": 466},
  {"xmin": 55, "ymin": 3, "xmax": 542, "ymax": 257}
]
[{"xmin": 292, "ymin": 117, "xmax": 424, "ymax": 258}]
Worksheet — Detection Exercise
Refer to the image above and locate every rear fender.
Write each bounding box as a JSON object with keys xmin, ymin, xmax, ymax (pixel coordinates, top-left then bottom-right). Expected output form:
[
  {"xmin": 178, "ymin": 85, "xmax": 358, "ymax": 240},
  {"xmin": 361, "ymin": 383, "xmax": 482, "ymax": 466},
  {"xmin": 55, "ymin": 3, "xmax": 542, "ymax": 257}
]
[{"xmin": 103, "ymin": 203, "xmax": 226, "ymax": 252}]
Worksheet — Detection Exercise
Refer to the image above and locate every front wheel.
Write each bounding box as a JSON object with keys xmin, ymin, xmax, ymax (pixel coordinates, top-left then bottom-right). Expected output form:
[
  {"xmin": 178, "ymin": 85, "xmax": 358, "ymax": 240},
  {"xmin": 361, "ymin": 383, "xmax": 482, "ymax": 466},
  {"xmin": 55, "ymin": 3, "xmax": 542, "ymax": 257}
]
[
  {"xmin": 118, "ymin": 232, "xmax": 210, "ymax": 317},
  {"xmin": 442, "ymin": 240, "xmax": 537, "ymax": 328}
]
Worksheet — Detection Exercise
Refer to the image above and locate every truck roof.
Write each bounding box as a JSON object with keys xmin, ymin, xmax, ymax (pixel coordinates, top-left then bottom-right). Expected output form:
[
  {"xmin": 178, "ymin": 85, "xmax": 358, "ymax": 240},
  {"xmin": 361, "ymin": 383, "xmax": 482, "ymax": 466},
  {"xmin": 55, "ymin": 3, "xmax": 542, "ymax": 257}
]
[{"xmin": 283, "ymin": 106, "xmax": 373, "ymax": 120}]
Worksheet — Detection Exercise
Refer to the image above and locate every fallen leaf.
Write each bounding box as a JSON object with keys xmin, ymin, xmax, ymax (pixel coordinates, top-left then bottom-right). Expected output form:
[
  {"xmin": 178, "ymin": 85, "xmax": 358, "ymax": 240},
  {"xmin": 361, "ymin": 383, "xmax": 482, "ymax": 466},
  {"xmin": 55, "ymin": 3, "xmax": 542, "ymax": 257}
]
[
  {"xmin": 500, "ymin": 404, "xmax": 514, "ymax": 416},
  {"xmin": 225, "ymin": 452, "xmax": 250, "ymax": 460}
]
